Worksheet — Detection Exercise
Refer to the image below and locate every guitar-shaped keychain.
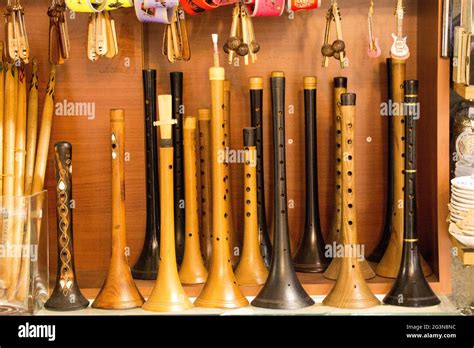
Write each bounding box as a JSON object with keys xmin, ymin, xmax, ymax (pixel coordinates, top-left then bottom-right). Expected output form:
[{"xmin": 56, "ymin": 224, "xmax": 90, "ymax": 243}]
[
  {"xmin": 367, "ymin": 0, "xmax": 381, "ymax": 58},
  {"xmin": 390, "ymin": 0, "xmax": 410, "ymax": 60}
]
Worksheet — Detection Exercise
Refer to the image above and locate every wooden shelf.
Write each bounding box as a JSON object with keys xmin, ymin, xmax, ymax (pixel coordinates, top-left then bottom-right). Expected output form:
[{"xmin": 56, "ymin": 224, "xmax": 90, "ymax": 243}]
[
  {"xmin": 450, "ymin": 235, "xmax": 474, "ymax": 265},
  {"xmin": 453, "ymin": 82, "xmax": 474, "ymax": 99}
]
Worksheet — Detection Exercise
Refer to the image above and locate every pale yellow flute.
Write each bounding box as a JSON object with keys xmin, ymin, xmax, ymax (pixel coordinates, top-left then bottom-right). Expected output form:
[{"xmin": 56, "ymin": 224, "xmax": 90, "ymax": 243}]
[
  {"xmin": 24, "ymin": 60, "xmax": 39, "ymax": 196},
  {"xmin": 7, "ymin": 63, "xmax": 27, "ymax": 300},
  {"xmin": 16, "ymin": 66, "xmax": 56, "ymax": 302},
  {"xmin": 1, "ymin": 64, "xmax": 17, "ymax": 291}
]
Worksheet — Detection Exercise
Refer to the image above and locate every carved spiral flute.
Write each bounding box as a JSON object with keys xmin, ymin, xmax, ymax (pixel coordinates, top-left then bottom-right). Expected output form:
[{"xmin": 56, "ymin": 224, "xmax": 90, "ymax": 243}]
[{"xmin": 45, "ymin": 142, "xmax": 89, "ymax": 311}]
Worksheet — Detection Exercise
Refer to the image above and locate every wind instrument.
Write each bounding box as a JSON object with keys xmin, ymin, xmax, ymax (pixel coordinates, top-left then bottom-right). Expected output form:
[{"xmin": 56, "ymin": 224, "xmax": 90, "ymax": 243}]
[
  {"xmin": 1, "ymin": 64, "xmax": 17, "ymax": 290},
  {"xmin": 324, "ymin": 77, "xmax": 375, "ymax": 280},
  {"xmin": 16, "ymin": 65, "xmax": 56, "ymax": 302},
  {"xmin": 235, "ymin": 127, "xmax": 268, "ymax": 286},
  {"xmin": 368, "ymin": 59, "xmax": 394, "ymax": 262},
  {"xmin": 251, "ymin": 72, "xmax": 314, "ymax": 310},
  {"xmin": 92, "ymin": 110, "xmax": 144, "ymax": 309},
  {"xmin": 383, "ymin": 81, "xmax": 440, "ymax": 307},
  {"xmin": 24, "ymin": 60, "xmax": 38, "ymax": 196},
  {"xmin": 376, "ymin": 59, "xmax": 432, "ymax": 278},
  {"xmin": 322, "ymin": 93, "xmax": 380, "ymax": 309},
  {"xmin": 44, "ymin": 142, "xmax": 89, "ymax": 311},
  {"xmin": 179, "ymin": 116, "xmax": 208, "ymax": 284},
  {"xmin": 293, "ymin": 76, "xmax": 329, "ymax": 273},
  {"xmin": 0, "ymin": 45, "xmax": 5, "ymax": 196},
  {"xmin": 249, "ymin": 77, "xmax": 271, "ymax": 269},
  {"xmin": 194, "ymin": 34, "xmax": 248, "ymax": 309},
  {"xmin": 6, "ymin": 63, "xmax": 27, "ymax": 301},
  {"xmin": 142, "ymin": 95, "xmax": 193, "ymax": 312},
  {"xmin": 132, "ymin": 70, "xmax": 160, "ymax": 280},
  {"xmin": 198, "ymin": 108, "xmax": 212, "ymax": 268},
  {"xmin": 223, "ymin": 80, "xmax": 240, "ymax": 268},
  {"xmin": 170, "ymin": 72, "xmax": 185, "ymax": 265},
  {"xmin": 48, "ymin": 0, "xmax": 71, "ymax": 65}
]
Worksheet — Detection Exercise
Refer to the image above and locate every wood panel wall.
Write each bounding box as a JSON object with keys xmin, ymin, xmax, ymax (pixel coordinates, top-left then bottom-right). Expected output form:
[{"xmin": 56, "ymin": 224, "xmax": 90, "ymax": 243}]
[{"xmin": 1, "ymin": 0, "xmax": 445, "ymax": 290}]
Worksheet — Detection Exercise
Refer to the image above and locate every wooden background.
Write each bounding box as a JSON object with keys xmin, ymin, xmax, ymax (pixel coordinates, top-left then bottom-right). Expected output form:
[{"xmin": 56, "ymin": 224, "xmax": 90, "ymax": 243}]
[{"xmin": 1, "ymin": 0, "xmax": 447, "ymax": 291}]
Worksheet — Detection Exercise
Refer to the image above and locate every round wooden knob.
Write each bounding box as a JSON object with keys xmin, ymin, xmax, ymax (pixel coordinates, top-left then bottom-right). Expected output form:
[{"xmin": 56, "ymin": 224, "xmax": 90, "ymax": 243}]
[
  {"xmin": 321, "ymin": 43, "xmax": 334, "ymax": 57},
  {"xmin": 227, "ymin": 36, "xmax": 241, "ymax": 50},
  {"xmin": 250, "ymin": 41, "xmax": 260, "ymax": 54},
  {"xmin": 332, "ymin": 39, "xmax": 345, "ymax": 53},
  {"xmin": 237, "ymin": 43, "xmax": 249, "ymax": 56}
]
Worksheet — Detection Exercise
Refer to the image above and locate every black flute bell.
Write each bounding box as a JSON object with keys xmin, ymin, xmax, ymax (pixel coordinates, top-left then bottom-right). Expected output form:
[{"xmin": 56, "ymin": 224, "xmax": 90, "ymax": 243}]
[
  {"xmin": 45, "ymin": 142, "xmax": 89, "ymax": 311},
  {"xmin": 293, "ymin": 76, "xmax": 329, "ymax": 273},
  {"xmin": 383, "ymin": 80, "xmax": 440, "ymax": 307},
  {"xmin": 132, "ymin": 70, "xmax": 161, "ymax": 279},
  {"xmin": 251, "ymin": 72, "xmax": 314, "ymax": 310}
]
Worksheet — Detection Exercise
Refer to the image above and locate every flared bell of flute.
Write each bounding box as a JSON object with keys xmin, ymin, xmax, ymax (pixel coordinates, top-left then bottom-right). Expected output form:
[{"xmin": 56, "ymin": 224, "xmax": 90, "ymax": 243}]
[
  {"xmin": 235, "ymin": 128, "xmax": 268, "ymax": 286},
  {"xmin": 143, "ymin": 95, "xmax": 193, "ymax": 312},
  {"xmin": 45, "ymin": 142, "xmax": 89, "ymax": 311},
  {"xmin": 132, "ymin": 69, "xmax": 160, "ymax": 280},
  {"xmin": 383, "ymin": 80, "xmax": 439, "ymax": 307},
  {"xmin": 194, "ymin": 44, "xmax": 248, "ymax": 308},
  {"xmin": 178, "ymin": 116, "xmax": 208, "ymax": 284},
  {"xmin": 293, "ymin": 76, "xmax": 329, "ymax": 273},
  {"xmin": 92, "ymin": 110, "xmax": 144, "ymax": 309},
  {"xmin": 252, "ymin": 72, "xmax": 314, "ymax": 310},
  {"xmin": 324, "ymin": 77, "xmax": 375, "ymax": 280},
  {"xmin": 322, "ymin": 93, "xmax": 379, "ymax": 309}
]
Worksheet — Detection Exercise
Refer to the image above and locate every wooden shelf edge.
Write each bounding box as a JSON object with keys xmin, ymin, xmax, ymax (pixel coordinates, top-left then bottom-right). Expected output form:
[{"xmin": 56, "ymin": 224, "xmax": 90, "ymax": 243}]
[{"xmin": 449, "ymin": 234, "xmax": 474, "ymax": 265}]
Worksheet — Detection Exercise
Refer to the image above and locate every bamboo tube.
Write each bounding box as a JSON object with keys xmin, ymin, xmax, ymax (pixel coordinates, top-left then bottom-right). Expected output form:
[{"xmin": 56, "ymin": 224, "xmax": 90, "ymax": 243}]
[
  {"xmin": 0, "ymin": 42, "xmax": 5, "ymax": 195},
  {"xmin": 1, "ymin": 64, "xmax": 17, "ymax": 290},
  {"xmin": 15, "ymin": 65, "xmax": 56, "ymax": 302},
  {"xmin": 6, "ymin": 64, "xmax": 27, "ymax": 300},
  {"xmin": 24, "ymin": 60, "xmax": 38, "ymax": 196}
]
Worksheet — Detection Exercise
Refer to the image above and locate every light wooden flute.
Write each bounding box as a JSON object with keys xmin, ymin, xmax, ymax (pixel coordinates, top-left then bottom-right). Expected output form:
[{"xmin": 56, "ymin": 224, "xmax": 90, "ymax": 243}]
[
  {"xmin": 322, "ymin": 93, "xmax": 379, "ymax": 309},
  {"xmin": 1, "ymin": 64, "xmax": 17, "ymax": 291},
  {"xmin": 24, "ymin": 60, "xmax": 39, "ymax": 196},
  {"xmin": 223, "ymin": 80, "xmax": 240, "ymax": 268},
  {"xmin": 179, "ymin": 116, "xmax": 208, "ymax": 285},
  {"xmin": 376, "ymin": 60, "xmax": 432, "ymax": 278},
  {"xmin": 0, "ymin": 42, "xmax": 5, "ymax": 196},
  {"xmin": 16, "ymin": 65, "xmax": 55, "ymax": 302},
  {"xmin": 235, "ymin": 127, "xmax": 268, "ymax": 286},
  {"xmin": 142, "ymin": 96, "xmax": 192, "ymax": 312},
  {"xmin": 6, "ymin": 64, "xmax": 27, "ymax": 301},
  {"xmin": 194, "ymin": 35, "xmax": 248, "ymax": 309},
  {"xmin": 92, "ymin": 110, "xmax": 144, "ymax": 309}
]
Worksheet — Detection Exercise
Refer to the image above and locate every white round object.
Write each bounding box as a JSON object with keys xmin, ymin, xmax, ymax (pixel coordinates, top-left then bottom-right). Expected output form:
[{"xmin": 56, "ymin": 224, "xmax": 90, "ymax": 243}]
[
  {"xmin": 451, "ymin": 176, "xmax": 474, "ymax": 191},
  {"xmin": 449, "ymin": 225, "xmax": 474, "ymax": 246}
]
